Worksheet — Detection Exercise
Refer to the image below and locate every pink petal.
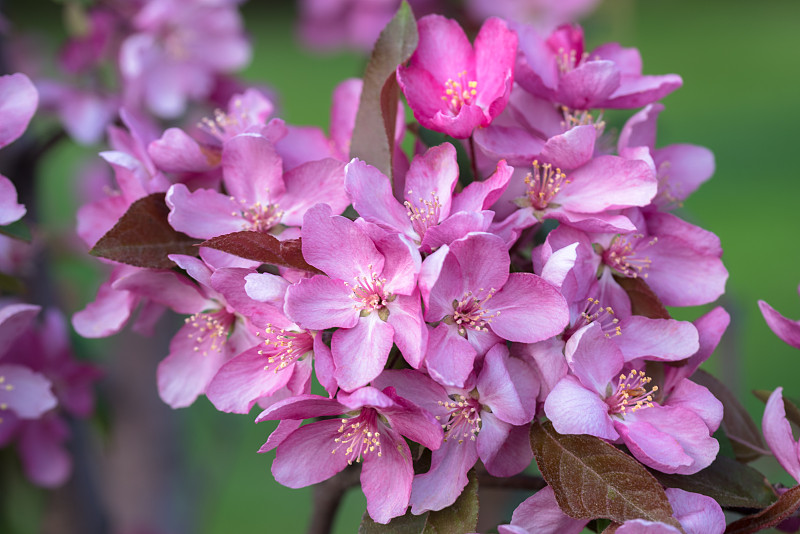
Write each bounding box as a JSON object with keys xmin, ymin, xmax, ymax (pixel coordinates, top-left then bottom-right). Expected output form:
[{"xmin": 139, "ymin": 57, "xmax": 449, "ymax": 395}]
[
  {"xmin": 156, "ymin": 320, "xmax": 232, "ymax": 408},
  {"xmin": 665, "ymin": 379, "xmax": 723, "ymax": 435},
  {"xmin": 409, "ymin": 15, "xmax": 474, "ymax": 85},
  {"xmin": 544, "ymin": 375, "xmax": 618, "ymax": 441},
  {"xmin": 473, "ymin": 17, "xmax": 517, "ymax": 117},
  {"xmin": 221, "ymin": 133, "xmax": 285, "ymax": 204},
  {"xmin": 477, "ymin": 345, "xmax": 537, "ymax": 425},
  {"xmin": 615, "ymin": 316, "xmax": 699, "ymax": 362},
  {"xmin": 759, "ymin": 300, "xmax": 800, "ymax": 349},
  {"xmin": 205, "ymin": 346, "xmax": 293, "ymax": 413},
  {"xmin": 410, "ymin": 436, "xmax": 478, "ymax": 514},
  {"xmin": 0, "ymin": 73, "xmax": 38, "ymax": 149},
  {"xmin": 477, "ymin": 412, "xmax": 533, "ymax": 476},
  {"xmin": 489, "ymin": 273, "xmax": 569, "ymax": 343},
  {"xmin": 763, "ymin": 387, "xmax": 800, "ymax": 484},
  {"xmin": 165, "ymin": 183, "xmax": 245, "ymax": 239},
  {"xmin": 600, "ymin": 74, "xmax": 683, "ymax": 109},
  {"xmin": 71, "ymin": 275, "xmax": 138, "ymax": 338},
  {"xmin": 19, "ymin": 416, "xmax": 71, "ymax": 488},
  {"xmin": 361, "ymin": 426, "xmax": 413, "ymax": 523},
  {"xmin": 148, "ymin": 128, "xmax": 215, "ymax": 173},
  {"xmin": 279, "ymin": 158, "xmax": 348, "ymax": 227},
  {"xmin": 559, "ymin": 60, "xmax": 620, "ymax": 110},
  {"xmin": 112, "ymin": 268, "xmax": 210, "ymax": 314},
  {"xmin": 0, "ymin": 175, "xmax": 25, "ymax": 226},
  {"xmin": 507, "ymin": 486, "xmax": 588, "ymax": 534},
  {"xmin": 301, "ymin": 204, "xmax": 384, "ymax": 281},
  {"xmin": 558, "ymin": 156, "xmax": 656, "ymax": 213},
  {"xmin": 666, "ymin": 488, "xmax": 725, "ymax": 534},
  {"xmin": 272, "ymin": 419, "xmax": 350, "ymax": 487},
  {"xmin": 386, "ymin": 294, "xmax": 427, "ymax": 369},
  {"xmin": 565, "ymin": 323, "xmax": 624, "ymax": 394},
  {"xmin": 620, "ymin": 405, "xmax": 718, "ymax": 475},
  {"xmin": 332, "ymin": 315, "xmax": 394, "ymax": 392},
  {"xmin": 404, "ymin": 143, "xmax": 459, "ymax": 221},
  {"xmin": 285, "ymin": 275, "xmax": 359, "ymax": 330},
  {"xmin": 345, "ymin": 159, "xmax": 412, "ymax": 236},
  {"xmin": 0, "ymin": 365, "xmax": 57, "ymax": 419},
  {"xmin": 452, "ymin": 159, "xmax": 514, "ymax": 213},
  {"xmin": 425, "ymin": 323, "xmax": 477, "ymax": 388},
  {"xmin": 540, "ymin": 124, "xmax": 596, "ymax": 170}
]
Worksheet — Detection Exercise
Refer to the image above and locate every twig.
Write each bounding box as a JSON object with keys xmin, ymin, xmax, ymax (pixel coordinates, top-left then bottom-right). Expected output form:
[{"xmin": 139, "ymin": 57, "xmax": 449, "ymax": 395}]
[{"xmin": 307, "ymin": 464, "xmax": 362, "ymax": 534}]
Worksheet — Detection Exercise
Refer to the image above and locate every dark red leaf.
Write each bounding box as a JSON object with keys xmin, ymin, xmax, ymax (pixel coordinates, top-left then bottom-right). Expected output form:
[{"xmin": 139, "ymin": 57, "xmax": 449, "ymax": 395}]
[
  {"xmin": 725, "ymin": 485, "xmax": 800, "ymax": 534},
  {"xmin": 614, "ymin": 276, "xmax": 671, "ymax": 319},
  {"xmin": 199, "ymin": 231, "xmax": 322, "ymax": 274},
  {"xmin": 350, "ymin": 1, "xmax": 418, "ymax": 181},
  {"xmin": 89, "ymin": 193, "xmax": 199, "ymax": 269},
  {"xmin": 652, "ymin": 455, "xmax": 777, "ymax": 509},
  {"xmin": 693, "ymin": 370, "xmax": 769, "ymax": 463},
  {"xmin": 531, "ymin": 420, "xmax": 683, "ymax": 531}
]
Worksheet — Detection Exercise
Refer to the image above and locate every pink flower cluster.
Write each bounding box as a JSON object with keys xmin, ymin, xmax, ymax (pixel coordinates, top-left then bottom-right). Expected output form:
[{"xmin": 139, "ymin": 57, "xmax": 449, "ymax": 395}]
[
  {"xmin": 68, "ymin": 12, "xmax": 736, "ymax": 527},
  {"xmin": 20, "ymin": 0, "xmax": 251, "ymax": 144}
]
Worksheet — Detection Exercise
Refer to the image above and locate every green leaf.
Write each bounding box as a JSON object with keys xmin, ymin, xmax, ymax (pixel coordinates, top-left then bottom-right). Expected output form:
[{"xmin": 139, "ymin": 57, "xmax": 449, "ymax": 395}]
[
  {"xmin": 89, "ymin": 193, "xmax": 200, "ymax": 269},
  {"xmin": 754, "ymin": 389, "xmax": 800, "ymax": 429},
  {"xmin": 199, "ymin": 232, "xmax": 322, "ymax": 274},
  {"xmin": 0, "ymin": 219, "xmax": 32, "ymax": 242},
  {"xmin": 358, "ymin": 510, "xmax": 428, "ymax": 534},
  {"xmin": 530, "ymin": 420, "xmax": 683, "ymax": 532},
  {"xmin": 693, "ymin": 370, "xmax": 768, "ymax": 463},
  {"xmin": 423, "ymin": 469, "xmax": 479, "ymax": 534},
  {"xmin": 613, "ymin": 276, "xmax": 671, "ymax": 319},
  {"xmin": 724, "ymin": 485, "xmax": 800, "ymax": 534},
  {"xmin": 652, "ymin": 455, "xmax": 777, "ymax": 509},
  {"xmin": 350, "ymin": 1, "xmax": 418, "ymax": 181}
]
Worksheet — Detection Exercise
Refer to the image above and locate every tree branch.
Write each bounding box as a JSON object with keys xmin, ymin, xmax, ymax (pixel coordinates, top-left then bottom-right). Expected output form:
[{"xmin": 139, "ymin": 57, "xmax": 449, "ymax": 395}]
[{"xmin": 306, "ymin": 464, "xmax": 362, "ymax": 534}]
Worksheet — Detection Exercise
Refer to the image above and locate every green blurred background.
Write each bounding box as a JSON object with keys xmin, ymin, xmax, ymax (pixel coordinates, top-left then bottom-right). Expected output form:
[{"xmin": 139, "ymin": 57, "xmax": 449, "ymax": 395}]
[{"xmin": 4, "ymin": 0, "xmax": 800, "ymax": 532}]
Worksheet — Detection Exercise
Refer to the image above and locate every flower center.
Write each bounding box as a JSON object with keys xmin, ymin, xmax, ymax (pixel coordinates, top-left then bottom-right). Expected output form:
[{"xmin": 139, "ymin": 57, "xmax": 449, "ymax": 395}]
[
  {"xmin": 606, "ymin": 370, "xmax": 658, "ymax": 415},
  {"xmin": 332, "ymin": 408, "xmax": 382, "ymax": 465},
  {"xmin": 450, "ymin": 288, "xmax": 498, "ymax": 335},
  {"xmin": 257, "ymin": 325, "xmax": 314, "ymax": 372},
  {"xmin": 602, "ymin": 234, "xmax": 658, "ymax": 279},
  {"xmin": 436, "ymin": 394, "xmax": 481, "ymax": 444},
  {"xmin": 184, "ymin": 311, "xmax": 232, "ymax": 356},
  {"xmin": 198, "ymin": 97, "xmax": 254, "ymax": 142},
  {"xmin": 521, "ymin": 160, "xmax": 569, "ymax": 211},
  {"xmin": 344, "ymin": 265, "xmax": 391, "ymax": 316},
  {"xmin": 556, "ymin": 47, "xmax": 590, "ymax": 75},
  {"xmin": 563, "ymin": 297, "xmax": 621, "ymax": 341},
  {"xmin": 441, "ymin": 71, "xmax": 478, "ymax": 115},
  {"xmin": 560, "ymin": 106, "xmax": 606, "ymax": 133},
  {"xmin": 234, "ymin": 197, "xmax": 284, "ymax": 233},
  {"xmin": 404, "ymin": 189, "xmax": 442, "ymax": 240}
]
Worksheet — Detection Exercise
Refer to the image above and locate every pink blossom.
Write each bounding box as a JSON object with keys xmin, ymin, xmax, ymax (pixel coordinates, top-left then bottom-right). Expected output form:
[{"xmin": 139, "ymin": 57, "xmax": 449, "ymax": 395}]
[
  {"xmin": 465, "ymin": 0, "xmax": 601, "ymax": 34},
  {"xmin": 119, "ymin": 0, "xmax": 251, "ymax": 118},
  {"xmin": 346, "ymin": 143, "xmax": 513, "ymax": 252},
  {"xmin": 544, "ymin": 323, "xmax": 719, "ymax": 474},
  {"xmin": 619, "ymin": 103, "xmax": 715, "ymax": 210},
  {"xmin": 285, "ymin": 204, "xmax": 425, "ymax": 391},
  {"xmin": 256, "ymin": 387, "xmax": 443, "ymax": 524},
  {"xmin": 515, "ymin": 23, "xmax": 682, "ymax": 111},
  {"xmin": 166, "ymin": 133, "xmax": 347, "ymax": 240},
  {"xmin": 397, "ymin": 15, "xmax": 517, "ymax": 138},
  {"xmin": 419, "ymin": 231, "xmax": 568, "ymax": 386},
  {"xmin": 374, "ymin": 345, "xmax": 537, "ymax": 514}
]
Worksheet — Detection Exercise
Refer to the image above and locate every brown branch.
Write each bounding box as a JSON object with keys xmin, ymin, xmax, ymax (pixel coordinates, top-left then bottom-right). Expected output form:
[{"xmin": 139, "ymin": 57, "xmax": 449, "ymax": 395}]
[
  {"xmin": 306, "ymin": 464, "xmax": 362, "ymax": 534},
  {"xmin": 477, "ymin": 472, "xmax": 547, "ymax": 492}
]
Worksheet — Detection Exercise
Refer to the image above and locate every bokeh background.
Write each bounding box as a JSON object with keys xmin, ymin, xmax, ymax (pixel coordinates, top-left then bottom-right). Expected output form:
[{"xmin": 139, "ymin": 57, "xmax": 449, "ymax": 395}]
[{"xmin": 2, "ymin": 0, "xmax": 800, "ymax": 532}]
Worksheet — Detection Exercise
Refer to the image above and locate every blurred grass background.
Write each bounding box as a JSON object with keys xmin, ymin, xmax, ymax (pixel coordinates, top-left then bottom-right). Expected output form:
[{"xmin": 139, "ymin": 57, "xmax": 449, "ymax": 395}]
[{"xmin": 4, "ymin": 0, "xmax": 800, "ymax": 532}]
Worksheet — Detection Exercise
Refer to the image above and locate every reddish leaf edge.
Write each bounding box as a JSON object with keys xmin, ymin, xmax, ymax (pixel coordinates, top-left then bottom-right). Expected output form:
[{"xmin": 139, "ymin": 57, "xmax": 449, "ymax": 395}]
[{"xmin": 725, "ymin": 485, "xmax": 800, "ymax": 534}]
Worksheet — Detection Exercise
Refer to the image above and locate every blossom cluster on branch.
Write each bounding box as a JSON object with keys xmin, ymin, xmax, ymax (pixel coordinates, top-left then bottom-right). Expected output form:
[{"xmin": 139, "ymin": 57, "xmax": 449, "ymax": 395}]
[{"xmin": 1, "ymin": 1, "xmax": 800, "ymax": 533}]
